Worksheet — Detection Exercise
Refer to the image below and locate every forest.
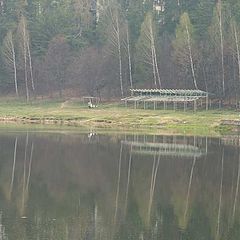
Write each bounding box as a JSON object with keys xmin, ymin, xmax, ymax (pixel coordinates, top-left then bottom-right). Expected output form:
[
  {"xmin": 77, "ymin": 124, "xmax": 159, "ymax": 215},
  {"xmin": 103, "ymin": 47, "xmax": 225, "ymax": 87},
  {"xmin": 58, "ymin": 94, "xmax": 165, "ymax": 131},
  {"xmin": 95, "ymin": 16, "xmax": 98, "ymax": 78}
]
[{"xmin": 0, "ymin": 0, "xmax": 240, "ymax": 102}]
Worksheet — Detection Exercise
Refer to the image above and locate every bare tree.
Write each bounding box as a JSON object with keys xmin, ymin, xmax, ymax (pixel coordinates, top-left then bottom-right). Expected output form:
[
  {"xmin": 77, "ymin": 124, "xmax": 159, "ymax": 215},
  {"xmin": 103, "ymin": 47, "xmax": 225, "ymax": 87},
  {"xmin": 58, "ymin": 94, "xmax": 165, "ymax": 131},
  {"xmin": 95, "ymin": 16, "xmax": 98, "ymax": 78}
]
[
  {"xmin": 185, "ymin": 18, "xmax": 198, "ymax": 89},
  {"xmin": 136, "ymin": 12, "xmax": 161, "ymax": 88},
  {"xmin": 230, "ymin": 19, "xmax": 240, "ymax": 105},
  {"xmin": 27, "ymin": 40, "xmax": 35, "ymax": 93},
  {"xmin": 173, "ymin": 12, "xmax": 198, "ymax": 89},
  {"xmin": 124, "ymin": 22, "xmax": 133, "ymax": 89},
  {"xmin": 217, "ymin": 1, "xmax": 225, "ymax": 96},
  {"xmin": 107, "ymin": 4, "xmax": 124, "ymax": 96},
  {"xmin": 2, "ymin": 30, "xmax": 18, "ymax": 97},
  {"xmin": 18, "ymin": 16, "xmax": 30, "ymax": 101}
]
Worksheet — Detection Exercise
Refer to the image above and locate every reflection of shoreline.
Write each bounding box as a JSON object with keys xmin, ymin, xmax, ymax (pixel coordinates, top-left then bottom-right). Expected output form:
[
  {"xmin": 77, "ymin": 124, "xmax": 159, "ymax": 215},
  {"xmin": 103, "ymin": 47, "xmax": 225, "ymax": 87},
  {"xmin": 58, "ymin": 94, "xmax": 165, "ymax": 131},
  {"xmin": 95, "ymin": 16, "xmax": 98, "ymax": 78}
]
[
  {"xmin": 122, "ymin": 140, "xmax": 206, "ymax": 158},
  {"xmin": 221, "ymin": 135, "xmax": 240, "ymax": 146}
]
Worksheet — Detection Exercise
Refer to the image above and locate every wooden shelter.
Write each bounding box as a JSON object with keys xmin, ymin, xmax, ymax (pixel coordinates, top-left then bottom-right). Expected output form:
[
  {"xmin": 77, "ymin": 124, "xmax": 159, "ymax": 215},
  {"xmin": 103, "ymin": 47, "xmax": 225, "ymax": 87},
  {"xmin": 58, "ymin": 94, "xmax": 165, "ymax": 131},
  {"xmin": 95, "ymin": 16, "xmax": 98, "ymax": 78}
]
[{"xmin": 122, "ymin": 89, "xmax": 209, "ymax": 111}]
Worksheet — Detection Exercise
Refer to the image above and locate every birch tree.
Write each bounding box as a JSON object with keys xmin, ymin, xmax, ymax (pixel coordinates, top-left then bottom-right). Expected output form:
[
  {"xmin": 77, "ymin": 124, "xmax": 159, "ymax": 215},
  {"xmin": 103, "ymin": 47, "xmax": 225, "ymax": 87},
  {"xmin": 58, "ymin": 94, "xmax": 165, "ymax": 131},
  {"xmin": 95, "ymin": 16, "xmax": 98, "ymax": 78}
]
[
  {"xmin": 208, "ymin": 4, "xmax": 226, "ymax": 98},
  {"xmin": 18, "ymin": 16, "xmax": 30, "ymax": 101},
  {"xmin": 2, "ymin": 30, "xmax": 18, "ymax": 97},
  {"xmin": 27, "ymin": 39, "xmax": 35, "ymax": 93},
  {"xmin": 126, "ymin": 22, "xmax": 133, "ymax": 89},
  {"xmin": 122, "ymin": 21, "xmax": 133, "ymax": 89},
  {"xmin": 106, "ymin": 3, "xmax": 124, "ymax": 96},
  {"xmin": 136, "ymin": 12, "xmax": 161, "ymax": 88},
  {"xmin": 217, "ymin": 0, "xmax": 225, "ymax": 97},
  {"xmin": 18, "ymin": 16, "xmax": 35, "ymax": 101},
  {"xmin": 229, "ymin": 18, "xmax": 240, "ymax": 105},
  {"xmin": 172, "ymin": 12, "xmax": 198, "ymax": 89}
]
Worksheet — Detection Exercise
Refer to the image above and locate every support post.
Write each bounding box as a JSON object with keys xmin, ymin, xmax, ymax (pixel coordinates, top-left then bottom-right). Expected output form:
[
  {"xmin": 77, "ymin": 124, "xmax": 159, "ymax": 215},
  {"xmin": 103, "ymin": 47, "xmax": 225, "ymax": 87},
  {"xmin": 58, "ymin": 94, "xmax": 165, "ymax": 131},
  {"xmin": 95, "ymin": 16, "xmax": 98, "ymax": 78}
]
[
  {"xmin": 144, "ymin": 101, "xmax": 146, "ymax": 110},
  {"xmin": 134, "ymin": 101, "xmax": 137, "ymax": 109},
  {"xmin": 184, "ymin": 101, "xmax": 187, "ymax": 112},
  {"xmin": 206, "ymin": 94, "xmax": 208, "ymax": 111},
  {"xmin": 164, "ymin": 101, "xmax": 166, "ymax": 110},
  {"xmin": 154, "ymin": 101, "xmax": 156, "ymax": 110},
  {"xmin": 194, "ymin": 100, "xmax": 197, "ymax": 112},
  {"xmin": 205, "ymin": 136, "xmax": 208, "ymax": 154},
  {"xmin": 174, "ymin": 102, "xmax": 176, "ymax": 111}
]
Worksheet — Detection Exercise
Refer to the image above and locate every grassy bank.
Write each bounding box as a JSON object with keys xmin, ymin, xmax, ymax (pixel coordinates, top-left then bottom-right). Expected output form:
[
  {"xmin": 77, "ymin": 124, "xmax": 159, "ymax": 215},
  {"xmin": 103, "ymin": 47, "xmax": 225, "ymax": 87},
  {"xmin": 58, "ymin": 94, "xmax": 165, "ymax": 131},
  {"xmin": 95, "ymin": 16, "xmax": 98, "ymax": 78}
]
[{"xmin": 0, "ymin": 98, "xmax": 239, "ymax": 136}]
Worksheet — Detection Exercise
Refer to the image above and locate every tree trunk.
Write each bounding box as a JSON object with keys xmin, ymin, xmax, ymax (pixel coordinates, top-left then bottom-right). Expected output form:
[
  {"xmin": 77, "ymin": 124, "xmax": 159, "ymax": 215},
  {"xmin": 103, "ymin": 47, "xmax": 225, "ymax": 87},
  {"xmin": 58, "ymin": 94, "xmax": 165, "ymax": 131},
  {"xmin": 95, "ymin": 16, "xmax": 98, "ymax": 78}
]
[
  {"xmin": 153, "ymin": 44, "xmax": 161, "ymax": 88},
  {"xmin": 185, "ymin": 22, "xmax": 198, "ymax": 89},
  {"xmin": 11, "ymin": 39, "xmax": 18, "ymax": 97},
  {"xmin": 218, "ymin": 1, "xmax": 225, "ymax": 96},
  {"xmin": 22, "ymin": 20, "xmax": 29, "ymax": 102},
  {"xmin": 27, "ymin": 42, "xmax": 35, "ymax": 92},
  {"xmin": 116, "ymin": 14, "xmax": 124, "ymax": 97},
  {"xmin": 150, "ymin": 23, "xmax": 157, "ymax": 87},
  {"xmin": 233, "ymin": 22, "xmax": 240, "ymax": 104},
  {"xmin": 126, "ymin": 24, "xmax": 133, "ymax": 89}
]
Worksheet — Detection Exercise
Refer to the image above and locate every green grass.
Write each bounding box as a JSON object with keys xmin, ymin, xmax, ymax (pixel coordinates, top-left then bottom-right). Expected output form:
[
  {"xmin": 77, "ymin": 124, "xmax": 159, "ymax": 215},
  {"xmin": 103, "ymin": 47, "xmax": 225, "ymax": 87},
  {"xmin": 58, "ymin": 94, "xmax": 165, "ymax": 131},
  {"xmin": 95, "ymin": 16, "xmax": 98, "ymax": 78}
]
[{"xmin": 0, "ymin": 98, "xmax": 239, "ymax": 136}]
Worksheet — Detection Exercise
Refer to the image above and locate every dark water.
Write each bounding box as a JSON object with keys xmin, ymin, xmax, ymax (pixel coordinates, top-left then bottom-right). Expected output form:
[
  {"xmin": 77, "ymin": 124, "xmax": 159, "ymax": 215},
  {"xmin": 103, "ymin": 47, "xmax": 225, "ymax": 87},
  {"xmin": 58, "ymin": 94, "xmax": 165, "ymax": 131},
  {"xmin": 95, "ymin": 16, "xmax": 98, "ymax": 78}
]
[{"xmin": 0, "ymin": 131, "xmax": 239, "ymax": 240}]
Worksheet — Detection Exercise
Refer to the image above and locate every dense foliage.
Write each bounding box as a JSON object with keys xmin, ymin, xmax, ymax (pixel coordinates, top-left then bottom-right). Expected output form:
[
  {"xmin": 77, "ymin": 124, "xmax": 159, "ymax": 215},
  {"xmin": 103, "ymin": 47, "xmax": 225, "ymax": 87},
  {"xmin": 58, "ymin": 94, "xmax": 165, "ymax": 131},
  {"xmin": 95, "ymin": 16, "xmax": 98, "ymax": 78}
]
[{"xmin": 0, "ymin": 0, "xmax": 240, "ymax": 101}]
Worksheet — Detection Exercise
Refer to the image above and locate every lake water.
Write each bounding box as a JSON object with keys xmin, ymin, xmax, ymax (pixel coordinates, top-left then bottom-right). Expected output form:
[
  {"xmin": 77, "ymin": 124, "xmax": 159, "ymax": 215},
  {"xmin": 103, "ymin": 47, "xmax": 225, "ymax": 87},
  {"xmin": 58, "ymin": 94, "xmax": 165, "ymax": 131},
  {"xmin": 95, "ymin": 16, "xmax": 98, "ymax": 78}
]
[{"xmin": 0, "ymin": 131, "xmax": 239, "ymax": 239}]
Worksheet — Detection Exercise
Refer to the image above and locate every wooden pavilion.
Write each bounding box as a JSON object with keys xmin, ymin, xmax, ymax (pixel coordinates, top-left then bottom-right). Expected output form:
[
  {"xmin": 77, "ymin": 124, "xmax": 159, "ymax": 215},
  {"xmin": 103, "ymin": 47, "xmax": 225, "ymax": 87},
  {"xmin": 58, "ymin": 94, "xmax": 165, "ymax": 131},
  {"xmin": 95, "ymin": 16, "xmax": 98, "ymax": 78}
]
[{"xmin": 122, "ymin": 89, "xmax": 209, "ymax": 111}]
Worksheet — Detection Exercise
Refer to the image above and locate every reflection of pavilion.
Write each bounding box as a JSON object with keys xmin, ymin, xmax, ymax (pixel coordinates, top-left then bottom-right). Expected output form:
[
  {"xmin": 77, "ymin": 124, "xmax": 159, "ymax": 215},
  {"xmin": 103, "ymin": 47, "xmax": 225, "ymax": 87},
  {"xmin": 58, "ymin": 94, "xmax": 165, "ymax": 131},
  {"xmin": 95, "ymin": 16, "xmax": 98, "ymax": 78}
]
[
  {"xmin": 121, "ymin": 136, "xmax": 207, "ymax": 158},
  {"xmin": 116, "ymin": 135, "xmax": 209, "ymax": 230}
]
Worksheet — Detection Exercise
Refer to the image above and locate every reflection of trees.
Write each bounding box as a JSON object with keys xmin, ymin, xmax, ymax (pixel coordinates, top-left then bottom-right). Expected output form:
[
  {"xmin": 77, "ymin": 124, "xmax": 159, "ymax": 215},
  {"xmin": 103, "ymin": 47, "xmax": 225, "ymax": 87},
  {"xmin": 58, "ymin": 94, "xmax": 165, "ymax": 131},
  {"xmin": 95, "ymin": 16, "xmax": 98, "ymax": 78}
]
[
  {"xmin": 115, "ymin": 195, "xmax": 143, "ymax": 240},
  {"xmin": 216, "ymin": 149, "xmax": 224, "ymax": 240},
  {"xmin": 0, "ymin": 133, "xmax": 238, "ymax": 239},
  {"xmin": 182, "ymin": 203, "xmax": 213, "ymax": 240},
  {"xmin": 227, "ymin": 221, "xmax": 240, "ymax": 240},
  {"xmin": 8, "ymin": 137, "xmax": 17, "ymax": 200},
  {"xmin": 147, "ymin": 153, "xmax": 160, "ymax": 225},
  {"xmin": 232, "ymin": 149, "xmax": 240, "ymax": 222}
]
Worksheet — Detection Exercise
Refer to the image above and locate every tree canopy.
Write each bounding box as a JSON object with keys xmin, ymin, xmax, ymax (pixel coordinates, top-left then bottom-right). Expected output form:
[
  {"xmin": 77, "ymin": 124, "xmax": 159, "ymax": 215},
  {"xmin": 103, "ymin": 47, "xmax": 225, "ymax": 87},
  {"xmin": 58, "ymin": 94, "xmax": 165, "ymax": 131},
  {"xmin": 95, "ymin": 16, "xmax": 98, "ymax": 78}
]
[{"xmin": 0, "ymin": 0, "xmax": 240, "ymax": 101}]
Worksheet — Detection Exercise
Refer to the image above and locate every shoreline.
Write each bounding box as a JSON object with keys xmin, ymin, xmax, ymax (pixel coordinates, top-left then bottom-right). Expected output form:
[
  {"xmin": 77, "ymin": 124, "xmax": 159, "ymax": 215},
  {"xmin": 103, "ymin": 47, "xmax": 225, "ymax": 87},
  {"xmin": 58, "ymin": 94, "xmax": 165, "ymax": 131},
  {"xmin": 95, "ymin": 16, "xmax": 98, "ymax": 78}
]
[
  {"xmin": 0, "ymin": 99, "xmax": 238, "ymax": 136},
  {"xmin": 0, "ymin": 98, "xmax": 239, "ymax": 136}
]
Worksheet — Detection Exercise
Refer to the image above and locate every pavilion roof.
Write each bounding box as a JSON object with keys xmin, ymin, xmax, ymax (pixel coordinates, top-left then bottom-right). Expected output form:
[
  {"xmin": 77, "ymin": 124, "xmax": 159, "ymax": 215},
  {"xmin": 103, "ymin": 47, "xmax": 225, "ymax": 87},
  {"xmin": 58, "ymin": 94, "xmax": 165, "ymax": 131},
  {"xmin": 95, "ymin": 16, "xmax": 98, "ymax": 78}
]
[{"xmin": 130, "ymin": 88, "xmax": 208, "ymax": 96}]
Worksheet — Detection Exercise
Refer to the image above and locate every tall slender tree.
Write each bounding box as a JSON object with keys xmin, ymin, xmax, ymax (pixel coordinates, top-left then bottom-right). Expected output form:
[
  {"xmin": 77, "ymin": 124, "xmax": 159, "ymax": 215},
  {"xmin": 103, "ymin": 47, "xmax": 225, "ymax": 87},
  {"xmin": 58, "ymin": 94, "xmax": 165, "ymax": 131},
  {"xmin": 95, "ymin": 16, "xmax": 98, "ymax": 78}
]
[
  {"xmin": 18, "ymin": 16, "xmax": 30, "ymax": 101},
  {"xmin": 2, "ymin": 30, "xmax": 18, "ymax": 96},
  {"xmin": 217, "ymin": 0, "xmax": 225, "ymax": 96},
  {"xmin": 173, "ymin": 12, "xmax": 198, "ymax": 89},
  {"xmin": 136, "ymin": 12, "xmax": 161, "ymax": 88},
  {"xmin": 105, "ymin": 3, "xmax": 124, "ymax": 96}
]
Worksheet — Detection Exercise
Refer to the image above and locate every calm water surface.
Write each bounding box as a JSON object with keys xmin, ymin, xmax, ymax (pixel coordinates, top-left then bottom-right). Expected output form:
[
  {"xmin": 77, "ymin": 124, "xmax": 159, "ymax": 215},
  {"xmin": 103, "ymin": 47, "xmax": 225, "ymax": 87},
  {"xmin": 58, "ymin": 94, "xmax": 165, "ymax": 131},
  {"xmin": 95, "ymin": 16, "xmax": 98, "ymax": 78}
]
[{"xmin": 0, "ymin": 131, "xmax": 239, "ymax": 239}]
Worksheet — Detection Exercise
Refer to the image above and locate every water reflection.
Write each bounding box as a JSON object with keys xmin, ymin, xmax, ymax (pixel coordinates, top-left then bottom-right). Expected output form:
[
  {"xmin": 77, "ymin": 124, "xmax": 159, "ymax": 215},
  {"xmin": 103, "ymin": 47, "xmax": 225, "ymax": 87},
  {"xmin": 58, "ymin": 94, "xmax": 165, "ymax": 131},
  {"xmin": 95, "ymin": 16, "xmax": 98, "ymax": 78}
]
[
  {"xmin": 122, "ymin": 135, "xmax": 207, "ymax": 158},
  {"xmin": 0, "ymin": 132, "xmax": 239, "ymax": 239}
]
